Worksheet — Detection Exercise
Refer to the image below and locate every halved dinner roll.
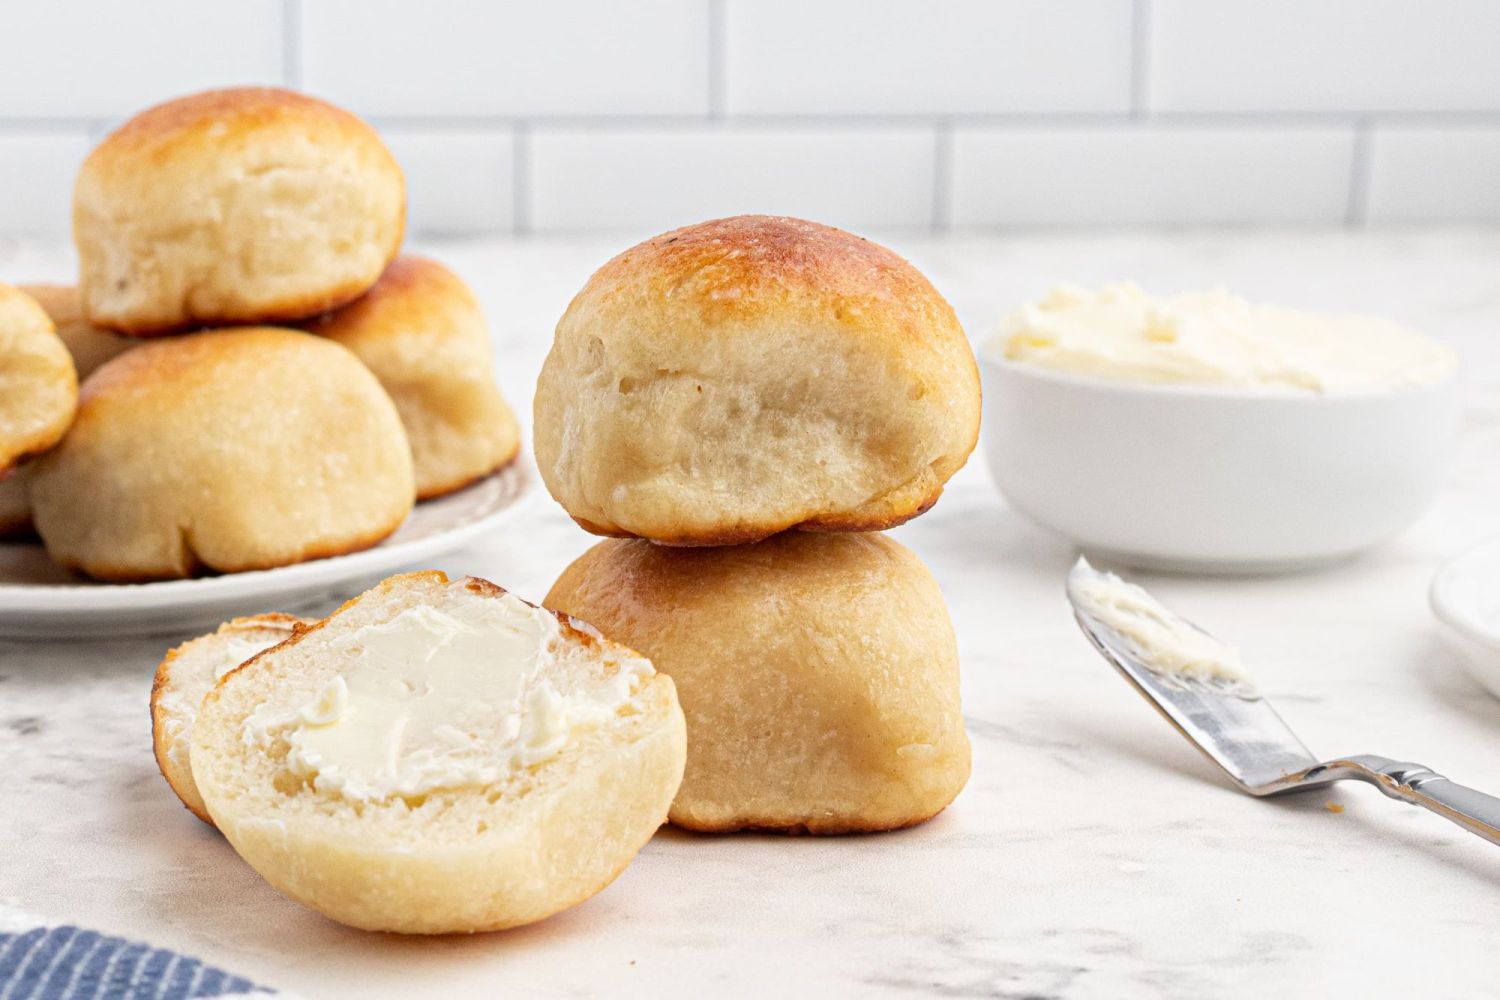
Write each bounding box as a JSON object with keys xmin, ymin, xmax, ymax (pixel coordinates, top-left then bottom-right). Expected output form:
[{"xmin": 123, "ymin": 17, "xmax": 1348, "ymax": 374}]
[
  {"xmin": 534, "ymin": 215, "xmax": 982, "ymax": 545},
  {"xmin": 30, "ymin": 327, "xmax": 414, "ymax": 581},
  {"xmin": 152, "ymin": 614, "xmax": 309, "ymax": 824},
  {"xmin": 191, "ymin": 571, "xmax": 686, "ymax": 933},
  {"xmin": 19, "ymin": 284, "xmax": 136, "ymax": 379},
  {"xmin": 302, "ymin": 256, "xmax": 520, "ymax": 499},
  {"xmin": 74, "ymin": 87, "xmax": 405, "ymax": 334},
  {"xmin": 545, "ymin": 531, "xmax": 971, "ymax": 834},
  {"xmin": 0, "ymin": 284, "xmax": 76, "ymax": 472}
]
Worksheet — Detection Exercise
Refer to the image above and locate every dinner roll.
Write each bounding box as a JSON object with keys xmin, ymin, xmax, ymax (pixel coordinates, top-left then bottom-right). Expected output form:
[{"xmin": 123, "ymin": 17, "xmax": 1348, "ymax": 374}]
[
  {"xmin": 30, "ymin": 327, "xmax": 414, "ymax": 581},
  {"xmin": 74, "ymin": 87, "xmax": 405, "ymax": 334},
  {"xmin": 19, "ymin": 284, "xmax": 136, "ymax": 378},
  {"xmin": 534, "ymin": 215, "xmax": 981, "ymax": 545},
  {"xmin": 191, "ymin": 571, "xmax": 686, "ymax": 933},
  {"xmin": 1, "ymin": 286, "xmax": 131, "ymax": 534},
  {"xmin": 152, "ymin": 614, "xmax": 309, "ymax": 824},
  {"xmin": 0, "ymin": 283, "xmax": 77, "ymax": 471},
  {"xmin": 302, "ymin": 256, "xmax": 520, "ymax": 499},
  {"xmin": 545, "ymin": 531, "xmax": 971, "ymax": 833}
]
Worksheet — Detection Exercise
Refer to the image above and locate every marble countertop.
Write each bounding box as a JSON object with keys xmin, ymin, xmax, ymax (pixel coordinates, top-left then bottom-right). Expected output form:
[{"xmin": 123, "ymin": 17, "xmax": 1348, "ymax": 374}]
[{"xmin": 3, "ymin": 229, "xmax": 1500, "ymax": 999}]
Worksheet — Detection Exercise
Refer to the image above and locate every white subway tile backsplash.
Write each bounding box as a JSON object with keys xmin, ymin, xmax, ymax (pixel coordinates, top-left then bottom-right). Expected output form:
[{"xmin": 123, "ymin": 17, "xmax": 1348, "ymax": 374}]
[
  {"xmin": 951, "ymin": 126, "xmax": 1355, "ymax": 226},
  {"xmin": 1150, "ymin": 0, "xmax": 1500, "ymax": 113},
  {"xmin": 0, "ymin": 133, "xmax": 93, "ymax": 235},
  {"xmin": 0, "ymin": 1, "xmax": 282, "ymax": 118},
  {"xmin": 382, "ymin": 130, "xmax": 516, "ymax": 234},
  {"xmin": 300, "ymin": 0, "xmax": 710, "ymax": 117},
  {"xmin": 529, "ymin": 127, "xmax": 935, "ymax": 233},
  {"xmin": 2, "ymin": 1, "xmax": 1500, "ymax": 234},
  {"xmin": 1366, "ymin": 127, "xmax": 1500, "ymax": 223},
  {"xmin": 725, "ymin": 0, "xmax": 1132, "ymax": 115}
]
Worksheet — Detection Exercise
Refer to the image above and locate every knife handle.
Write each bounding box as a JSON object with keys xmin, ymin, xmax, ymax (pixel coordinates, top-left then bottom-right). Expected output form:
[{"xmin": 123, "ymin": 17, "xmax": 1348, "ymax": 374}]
[{"xmin": 1327, "ymin": 755, "xmax": 1500, "ymax": 847}]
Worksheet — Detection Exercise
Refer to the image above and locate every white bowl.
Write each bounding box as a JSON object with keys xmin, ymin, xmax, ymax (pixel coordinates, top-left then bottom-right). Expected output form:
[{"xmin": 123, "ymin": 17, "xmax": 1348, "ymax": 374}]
[
  {"xmin": 979, "ymin": 355, "xmax": 1459, "ymax": 574},
  {"xmin": 1430, "ymin": 536, "xmax": 1500, "ymax": 701}
]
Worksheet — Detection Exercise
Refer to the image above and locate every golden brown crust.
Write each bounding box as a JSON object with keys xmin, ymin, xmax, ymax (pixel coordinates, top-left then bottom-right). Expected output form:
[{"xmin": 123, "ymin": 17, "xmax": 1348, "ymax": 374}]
[
  {"xmin": 571, "ymin": 486, "xmax": 942, "ymax": 547},
  {"xmin": 106, "ymin": 277, "xmax": 383, "ymax": 341},
  {"xmin": 97, "ymin": 87, "xmax": 376, "ymax": 157},
  {"xmin": 668, "ymin": 806, "xmax": 951, "ymax": 836},
  {"xmin": 303, "ymin": 255, "xmax": 458, "ymax": 331},
  {"xmin": 544, "ymin": 532, "xmax": 972, "ymax": 834},
  {"xmin": 150, "ymin": 650, "xmax": 205, "ymax": 822},
  {"xmin": 74, "ymin": 87, "xmax": 405, "ymax": 334},
  {"xmin": 798, "ymin": 489, "xmax": 940, "ymax": 535},
  {"xmin": 588, "ymin": 215, "xmax": 956, "ymax": 331},
  {"xmin": 61, "ymin": 519, "xmax": 405, "ymax": 585},
  {"xmin": 0, "ymin": 284, "xmax": 77, "ymax": 472},
  {"xmin": 534, "ymin": 215, "xmax": 981, "ymax": 545},
  {"xmin": 416, "ymin": 448, "xmax": 521, "ymax": 501},
  {"xmin": 300, "ymin": 256, "xmax": 521, "ymax": 500},
  {"xmin": 30, "ymin": 327, "xmax": 414, "ymax": 581}
]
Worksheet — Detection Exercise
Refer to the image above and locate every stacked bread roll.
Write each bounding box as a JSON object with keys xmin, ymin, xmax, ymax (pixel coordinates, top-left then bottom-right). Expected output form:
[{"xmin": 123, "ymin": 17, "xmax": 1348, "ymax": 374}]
[
  {"xmin": 4, "ymin": 87, "xmax": 520, "ymax": 578},
  {"xmin": 138, "ymin": 215, "xmax": 977, "ymax": 936},
  {"xmin": 537, "ymin": 215, "xmax": 981, "ymax": 833}
]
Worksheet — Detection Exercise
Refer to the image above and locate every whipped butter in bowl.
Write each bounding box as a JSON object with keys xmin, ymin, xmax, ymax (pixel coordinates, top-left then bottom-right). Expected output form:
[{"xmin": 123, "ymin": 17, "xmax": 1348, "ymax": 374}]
[
  {"xmin": 1002, "ymin": 283, "xmax": 1454, "ymax": 393},
  {"xmin": 981, "ymin": 283, "xmax": 1460, "ymax": 573}
]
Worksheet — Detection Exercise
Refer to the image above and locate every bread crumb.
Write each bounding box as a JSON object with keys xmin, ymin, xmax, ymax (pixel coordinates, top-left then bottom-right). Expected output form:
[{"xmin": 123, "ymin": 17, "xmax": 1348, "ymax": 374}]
[{"xmin": 1326, "ymin": 801, "xmax": 1344, "ymax": 814}]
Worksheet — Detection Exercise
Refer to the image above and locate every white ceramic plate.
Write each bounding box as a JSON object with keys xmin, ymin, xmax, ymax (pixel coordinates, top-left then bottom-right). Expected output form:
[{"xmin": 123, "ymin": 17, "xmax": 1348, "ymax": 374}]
[
  {"xmin": 0, "ymin": 462, "xmax": 536, "ymax": 640},
  {"xmin": 1430, "ymin": 535, "xmax": 1500, "ymax": 701}
]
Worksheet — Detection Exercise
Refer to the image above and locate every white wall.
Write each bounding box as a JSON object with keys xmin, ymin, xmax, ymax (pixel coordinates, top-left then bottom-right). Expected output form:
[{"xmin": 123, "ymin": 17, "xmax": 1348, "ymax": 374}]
[{"xmin": 2, "ymin": 0, "xmax": 1499, "ymax": 236}]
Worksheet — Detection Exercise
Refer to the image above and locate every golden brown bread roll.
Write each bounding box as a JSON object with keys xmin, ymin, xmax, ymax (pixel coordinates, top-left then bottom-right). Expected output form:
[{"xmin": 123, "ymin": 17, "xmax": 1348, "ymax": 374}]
[
  {"xmin": 545, "ymin": 531, "xmax": 971, "ymax": 833},
  {"xmin": 30, "ymin": 327, "xmax": 414, "ymax": 580},
  {"xmin": 301, "ymin": 256, "xmax": 520, "ymax": 499},
  {"xmin": 533, "ymin": 215, "xmax": 981, "ymax": 545},
  {"xmin": 0, "ymin": 283, "xmax": 76, "ymax": 472},
  {"xmin": 74, "ymin": 87, "xmax": 405, "ymax": 335},
  {"xmin": 19, "ymin": 284, "xmax": 136, "ymax": 378},
  {"xmin": 1, "ymin": 286, "xmax": 133, "ymax": 535}
]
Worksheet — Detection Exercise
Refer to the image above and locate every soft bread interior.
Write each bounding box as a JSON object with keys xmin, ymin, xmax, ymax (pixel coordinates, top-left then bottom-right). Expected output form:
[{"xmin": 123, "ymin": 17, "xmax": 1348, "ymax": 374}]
[
  {"xmin": 151, "ymin": 613, "xmax": 308, "ymax": 823},
  {"xmin": 189, "ymin": 571, "xmax": 685, "ymax": 933}
]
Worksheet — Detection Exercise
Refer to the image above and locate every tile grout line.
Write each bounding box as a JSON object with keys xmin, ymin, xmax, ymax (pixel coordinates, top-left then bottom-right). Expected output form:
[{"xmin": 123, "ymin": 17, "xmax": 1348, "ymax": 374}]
[
  {"xmin": 1345, "ymin": 117, "xmax": 1373, "ymax": 227},
  {"xmin": 282, "ymin": 0, "xmax": 302, "ymax": 89},
  {"xmin": 931, "ymin": 121, "xmax": 954, "ymax": 233},
  {"xmin": 1130, "ymin": 0, "xmax": 1151, "ymax": 117},
  {"xmin": 0, "ymin": 118, "xmax": 105, "ymax": 133},
  {"xmin": 10, "ymin": 112, "xmax": 1499, "ymax": 133},
  {"xmin": 345, "ymin": 109, "xmax": 1500, "ymax": 131},
  {"xmin": 708, "ymin": 0, "xmax": 727, "ymax": 118},
  {"xmin": 512, "ymin": 122, "xmax": 531, "ymax": 236},
  {"xmin": 0, "ymin": 108, "xmax": 1485, "ymax": 134}
]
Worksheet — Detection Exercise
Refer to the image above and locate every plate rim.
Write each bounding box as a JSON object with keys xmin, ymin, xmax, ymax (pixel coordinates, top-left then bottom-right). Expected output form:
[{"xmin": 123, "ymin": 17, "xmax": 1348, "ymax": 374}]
[{"xmin": 0, "ymin": 460, "xmax": 538, "ymax": 614}]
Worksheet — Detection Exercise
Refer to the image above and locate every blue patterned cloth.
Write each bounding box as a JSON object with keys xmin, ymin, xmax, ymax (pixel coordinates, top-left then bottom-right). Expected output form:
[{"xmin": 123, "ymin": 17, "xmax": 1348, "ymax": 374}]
[{"xmin": 0, "ymin": 924, "xmax": 271, "ymax": 1000}]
